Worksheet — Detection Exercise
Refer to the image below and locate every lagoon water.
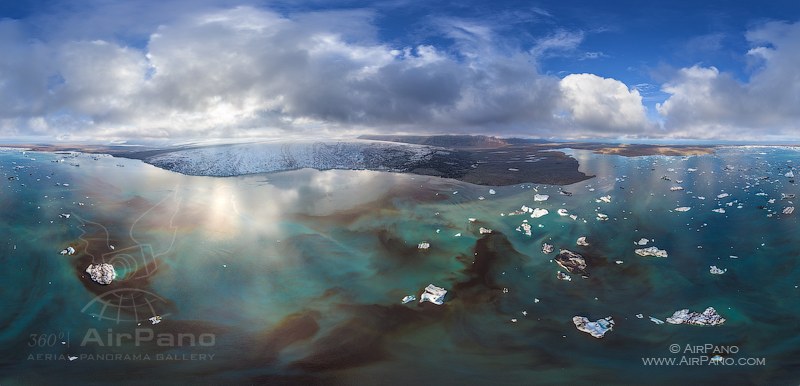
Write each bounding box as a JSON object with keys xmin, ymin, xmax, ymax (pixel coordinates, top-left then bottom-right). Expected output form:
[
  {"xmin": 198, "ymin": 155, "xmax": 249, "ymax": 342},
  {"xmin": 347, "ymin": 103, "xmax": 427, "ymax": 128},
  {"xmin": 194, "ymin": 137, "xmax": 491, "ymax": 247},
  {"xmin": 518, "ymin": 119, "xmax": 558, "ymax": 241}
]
[{"xmin": 1, "ymin": 147, "xmax": 799, "ymax": 385}]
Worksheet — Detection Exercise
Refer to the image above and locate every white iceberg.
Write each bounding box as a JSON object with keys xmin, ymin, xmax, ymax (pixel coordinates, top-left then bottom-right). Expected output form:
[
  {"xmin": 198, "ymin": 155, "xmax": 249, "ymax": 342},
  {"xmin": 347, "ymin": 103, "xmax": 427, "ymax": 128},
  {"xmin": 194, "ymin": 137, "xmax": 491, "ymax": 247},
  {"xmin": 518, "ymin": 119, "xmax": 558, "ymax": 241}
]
[
  {"xmin": 417, "ymin": 242, "xmax": 430, "ymax": 250},
  {"xmin": 557, "ymin": 209, "xmax": 569, "ymax": 216},
  {"xmin": 709, "ymin": 266, "xmax": 727, "ymax": 275},
  {"xmin": 596, "ymin": 213, "xmax": 608, "ymax": 221},
  {"xmin": 635, "ymin": 238, "xmax": 650, "ymax": 246},
  {"xmin": 573, "ymin": 316, "xmax": 614, "ymax": 338},
  {"xmin": 534, "ymin": 194, "xmax": 549, "ymax": 202},
  {"xmin": 666, "ymin": 307, "xmax": 725, "ymax": 326},
  {"xmin": 597, "ymin": 195, "xmax": 611, "ymax": 203},
  {"xmin": 59, "ymin": 246, "xmax": 76, "ymax": 256},
  {"xmin": 531, "ymin": 208, "xmax": 549, "ymax": 218},
  {"xmin": 517, "ymin": 221, "xmax": 532, "ymax": 237},
  {"xmin": 674, "ymin": 206, "xmax": 691, "ymax": 212},
  {"xmin": 712, "ymin": 208, "xmax": 726, "ymax": 214},
  {"xmin": 420, "ymin": 284, "xmax": 447, "ymax": 305},
  {"xmin": 479, "ymin": 227, "xmax": 493, "ymax": 234},
  {"xmin": 149, "ymin": 315, "xmax": 162, "ymax": 325},
  {"xmin": 786, "ymin": 170, "xmax": 795, "ymax": 178},
  {"xmin": 85, "ymin": 263, "xmax": 117, "ymax": 285},
  {"xmin": 635, "ymin": 246, "xmax": 668, "ymax": 258},
  {"xmin": 576, "ymin": 236, "xmax": 589, "ymax": 246},
  {"xmin": 717, "ymin": 193, "xmax": 730, "ymax": 199},
  {"xmin": 783, "ymin": 207, "xmax": 795, "ymax": 215},
  {"xmin": 402, "ymin": 295, "xmax": 416, "ymax": 304}
]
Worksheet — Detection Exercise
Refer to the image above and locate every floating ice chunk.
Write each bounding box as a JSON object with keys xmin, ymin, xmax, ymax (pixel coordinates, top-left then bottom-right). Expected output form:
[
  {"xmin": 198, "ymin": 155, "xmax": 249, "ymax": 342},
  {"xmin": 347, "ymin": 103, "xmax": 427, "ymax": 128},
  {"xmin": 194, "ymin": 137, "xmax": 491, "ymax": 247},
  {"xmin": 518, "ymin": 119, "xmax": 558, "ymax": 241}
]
[
  {"xmin": 417, "ymin": 242, "xmax": 430, "ymax": 250},
  {"xmin": 149, "ymin": 315, "xmax": 162, "ymax": 325},
  {"xmin": 556, "ymin": 271, "xmax": 572, "ymax": 281},
  {"xmin": 59, "ymin": 213, "xmax": 71, "ymax": 219},
  {"xmin": 712, "ymin": 208, "xmax": 726, "ymax": 214},
  {"xmin": 68, "ymin": 356, "xmax": 78, "ymax": 361},
  {"xmin": 478, "ymin": 196, "xmax": 485, "ymax": 200},
  {"xmin": 576, "ymin": 236, "xmax": 589, "ymax": 246},
  {"xmin": 489, "ymin": 189, "xmax": 496, "ymax": 195},
  {"xmin": 635, "ymin": 246, "xmax": 668, "ymax": 258},
  {"xmin": 636, "ymin": 314, "xmax": 644, "ymax": 319},
  {"xmin": 542, "ymin": 243, "xmax": 554, "ymax": 254},
  {"xmin": 786, "ymin": 170, "xmax": 795, "ymax": 178},
  {"xmin": 635, "ymin": 238, "xmax": 650, "ymax": 246},
  {"xmin": 531, "ymin": 208, "xmax": 549, "ymax": 218},
  {"xmin": 674, "ymin": 207, "xmax": 691, "ymax": 212},
  {"xmin": 420, "ymin": 284, "xmax": 447, "ymax": 305},
  {"xmin": 534, "ymin": 194, "xmax": 549, "ymax": 202},
  {"xmin": 569, "ymin": 214, "xmax": 578, "ymax": 220},
  {"xmin": 596, "ymin": 213, "xmax": 608, "ymax": 221},
  {"xmin": 517, "ymin": 222, "xmax": 532, "ymax": 237},
  {"xmin": 649, "ymin": 316, "xmax": 665, "ymax": 325},
  {"xmin": 402, "ymin": 295, "xmax": 416, "ymax": 304},
  {"xmin": 666, "ymin": 307, "xmax": 725, "ymax": 326},
  {"xmin": 454, "ymin": 233, "xmax": 462, "ymax": 237},
  {"xmin": 709, "ymin": 266, "xmax": 727, "ymax": 275},
  {"xmin": 573, "ymin": 316, "xmax": 614, "ymax": 338},
  {"xmin": 783, "ymin": 207, "xmax": 795, "ymax": 215},
  {"xmin": 59, "ymin": 246, "xmax": 76, "ymax": 255},
  {"xmin": 85, "ymin": 263, "xmax": 117, "ymax": 285},
  {"xmin": 670, "ymin": 187, "xmax": 684, "ymax": 191},
  {"xmin": 615, "ymin": 260, "xmax": 623, "ymax": 264},
  {"xmin": 717, "ymin": 193, "xmax": 729, "ymax": 199},
  {"xmin": 468, "ymin": 218, "xmax": 476, "ymax": 222},
  {"xmin": 557, "ymin": 209, "xmax": 569, "ymax": 216},
  {"xmin": 479, "ymin": 227, "xmax": 493, "ymax": 234},
  {"xmin": 597, "ymin": 195, "xmax": 611, "ymax": 203}
]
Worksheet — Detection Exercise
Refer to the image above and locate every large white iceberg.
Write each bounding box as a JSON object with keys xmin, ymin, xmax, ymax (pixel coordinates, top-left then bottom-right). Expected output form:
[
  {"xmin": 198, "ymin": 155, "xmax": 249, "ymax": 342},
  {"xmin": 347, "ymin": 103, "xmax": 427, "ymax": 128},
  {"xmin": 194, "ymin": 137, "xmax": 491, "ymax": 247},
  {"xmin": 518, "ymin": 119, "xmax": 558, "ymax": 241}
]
[
  {"xmin": 531, "ymin": 208, "xmax": 549, "ymax": 218},
  {"xmin": 573, "ymin": 316, "xmax": 614, "ymax": 338},
  {"xmin": 635, "ymin": 246, "xmax": 668, "ymax": 258},
  {"xmin": 534, "ymin": 194, "xmax": 549, "ymax": 202},
  {"xmin": 666, "ymin": 307, "xmax": 725, "ymax": 326},
  {"xmin": 420, "ymin": 284, "xmax": 447, "ymax": 305},
  {"xmin": 85, "ymin": 263, "xmax": 117, "ymax": 285}
]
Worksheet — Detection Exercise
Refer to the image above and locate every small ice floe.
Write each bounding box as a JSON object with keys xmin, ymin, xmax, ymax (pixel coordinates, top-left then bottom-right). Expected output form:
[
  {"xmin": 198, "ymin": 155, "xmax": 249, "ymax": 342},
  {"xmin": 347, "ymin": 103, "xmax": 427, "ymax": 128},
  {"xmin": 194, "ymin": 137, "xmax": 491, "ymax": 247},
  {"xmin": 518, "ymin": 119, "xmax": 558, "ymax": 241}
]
[
  {"xmin": 557, "ymin": 208, "xmax": 569, "ymax": 216},
  {"xmin": 636, "ymin": 314, "xmax": 644, "ymax": 319},
  {"xmin": 597, "ymin": 195, "xmax": 611, "ymax": 203},
  {"xmin": 517, "ymin": 221, "xmax": 532, "ymax": 237},
  {"xmin": 786, "ymin": 170, "xmax": 795, "ymax": 178},
  {"xmin": 729, "ymin": 255, "xmax": 739, "ymax": 259},
  {"xmin": 768, "ymin": 198, "xmax": 776, "ymax": 204},
  {"xmin": 709, "ymin": 266, "xmax": 727, "ymax": 275},
  {"xmin": 468, "ymin": 217, "xmax": 477, "ymax": 222},
  {"xmin": 596, "ymin": 213, "xmax": 608, "ymax": 221},
  {"xmin": 712, "ymin": 208, "xmax": 726, "ymax": 214},
  {"xmin": 534, "ymin": 298, "xmax": 540, "ymax": 303},
  {"xmin": 649, "ymin": 316, "xmax": 665, "ymax": 325},
  {"xmin": 670, "ymin": 186, "xmax": 684, "ymax": 191},
  {"xmin": 534, "ymin": 194, "xmax": 549, "ymax": 202},
  {"xmin": 531, "ymin": 208, "xmax": 549, "ymax": 218},
  {"xmin": 59, "ymin": 246, "xmax": 76, "ymax": 256},
  {"xmin": 59, "ymin": 213, "xmax": 71, "ymax": 219},
  {"xmin": 634, "ymin": 246, "xmax": 668, "ymax": 258},
  {"xmin": 489, "ymin": 189, "xmax": 496, "ymax": 195},
  {"xmin": 542, "ymin": 243, "xmax": 554, "ymax": 254},
  {"xmin": 508, "ymin": 168, "xmax": 519, "ymax": 171},
  {"xmin": 479, "ymin": 227, "xmax": 493, "ymax": 234},
  {"xmin": 402, "ymin": 295, "xmax": 416, "ymax": 304},
  {"xmin": 781, "ymin": 193, "xmax": 796, "ymax": 200},
  {"xmin": 783, "ymin": 207, "xmax": 795, "ymax": 215},
  {"xmin": 420, "ymin": 284, "xmax": 447, "ymax": 305},
  {"xmin": 697, "ymin": 196, "xmax": 706, "ymax": 200},
  {"xmin": 68, "ymin": 356, "xmax": 78, "ymax": 361},
  {"xmin": 478, "ymin": 196, "xmax": 485, "ymax": 200},
  {"xmin": 665, "ymin": 307, "xmax": 725, "ymax": 326},
  {"xmin": 149, "ymin": 316, "xmax": 162, "ymax": 325},
  {"xmin": 569, "ymin": 214, "xmax": 578, "ymax": 220},
  {"xmin": 454, "ymin": 233, "xmax": 462, "ymax": 237},
  {"xmin": 674, "ymin": 207, "xmax": 691, "ymax": 212},
  {"xmin": 717, "ymin": 193, "xmax": 730, "ymax": 199},
  {"xmin": 417, "ymin": 242, "xmax": 430, "ymax": 250},
  {"xmin": 573, "ymin": 316, "xmax": 614, "ymax": 338},
  {"xmin": 556, "ymin": 271, "xmax": 572, "ymax": 281},
  {"xmin": 635, "ymin": 238, "xmax": 650, "ymax": 246},
  {"xmin": 688, "ymin": 168, "xmax": 697, "ymax": 172},
  {"xmin": 85, "ymin": 263, "xmax": 116, "ymax": 285},
  {"xmin": 576, "ymin": 236, "xmax": 589, "ymax": 246}
]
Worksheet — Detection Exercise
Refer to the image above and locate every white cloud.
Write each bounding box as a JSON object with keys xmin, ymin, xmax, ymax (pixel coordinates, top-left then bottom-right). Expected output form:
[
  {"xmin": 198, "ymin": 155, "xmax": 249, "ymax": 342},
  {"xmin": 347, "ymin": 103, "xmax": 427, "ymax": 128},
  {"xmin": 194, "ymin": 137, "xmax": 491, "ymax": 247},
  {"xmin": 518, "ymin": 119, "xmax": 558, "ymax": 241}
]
[
  {"xmin": 559, "ymin": 73, "xmax": 652, "ymax": 134},
  {"xmin": 0, "ymin": 5, "xmax": 657, "ymax": 140},
  {"xmin": 658, "ymin": 20, "xmax": 800, "ymax": 139}
]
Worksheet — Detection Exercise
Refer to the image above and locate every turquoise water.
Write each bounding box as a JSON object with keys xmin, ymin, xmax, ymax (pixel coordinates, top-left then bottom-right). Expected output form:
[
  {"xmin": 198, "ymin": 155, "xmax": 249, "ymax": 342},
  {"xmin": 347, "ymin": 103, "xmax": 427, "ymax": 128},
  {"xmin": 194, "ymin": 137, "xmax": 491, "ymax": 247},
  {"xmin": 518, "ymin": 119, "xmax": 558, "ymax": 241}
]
[{"xmin": 1, "ymin": 147, "xmax": 799, "ymax": 385}]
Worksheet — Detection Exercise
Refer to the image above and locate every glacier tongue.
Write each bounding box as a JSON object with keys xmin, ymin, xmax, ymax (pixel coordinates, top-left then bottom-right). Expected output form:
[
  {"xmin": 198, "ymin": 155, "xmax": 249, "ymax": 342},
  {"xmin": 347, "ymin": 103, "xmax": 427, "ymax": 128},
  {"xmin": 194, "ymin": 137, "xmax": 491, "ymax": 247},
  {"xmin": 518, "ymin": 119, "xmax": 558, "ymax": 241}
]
[{"xmin": 144, "ymin": 140, "xmax": 438, "ymax": 177}]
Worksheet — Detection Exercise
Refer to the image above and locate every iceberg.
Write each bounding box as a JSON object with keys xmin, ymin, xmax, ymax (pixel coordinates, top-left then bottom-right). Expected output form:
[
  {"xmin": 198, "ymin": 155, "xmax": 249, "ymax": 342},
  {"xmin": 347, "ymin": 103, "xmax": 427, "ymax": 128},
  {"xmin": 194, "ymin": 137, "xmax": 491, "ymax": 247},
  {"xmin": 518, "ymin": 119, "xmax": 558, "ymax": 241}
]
[
  {"xmin": 557, "ymin": 209, "xmax": 569, "ymax": 216},
  {"xmin": 717, "ymin": 193, "xmax": 730, "ymax": 199},
  {"xmin": 786, "ymin": 170, "xmax": 795, "ymax": 178},
  {"xmin": 649, "ymin": 316, "xmax": 665, "ymax": 325},
  {"xmin": 59, "ymin": 246, "xmax": 76, "ymax": 256},
  {"xmin": 597, "ymin": 195, "xmax": 611, "ymax": 203},
  {"xmin": 534, "ymin": 194, "xmax": 549, "ymax": 202},
  {"xmin": 417, "ymin": 242, "xmax": 430, "ymax": 250},
  {"xmin": 573, "ymin": 316, "xmax": 614, "ymax": 338},
  {"xmin": 556, "ymin": 271, "xmax": 572, "ymax": 281},
  {"xmin": 517, "ymin": 221, "xmax": 532, "ymax": 237},
  {"xmin": 479, "ymin": 227, "xmax": 493, "ymax": 234},
  {"xmin": 531, "ymin": 208, "xmax": 549, "ymax": 218},
  {"xmin": 419, "ymin": 284, "xmax": 447, "ymax": 305},
  {"xmin": 576, "ymin": 236, "xmax": 589, "ymax": 246},
  {"xmin": 665, "ymin": 307, "xmax": 725, "ymax": 326},
  {"xmin": 634, "ymin": 246, "xmax": 668, "ymax": 258},
  {"xmin": 149, "ymin": 316, "xmax": 162, "ymax": 325},
  {"xmin": 596, "ymin": 213, "xmax": 608, "ymax": 221},
  {"xmin": 783, "ymin": 207, "xmax": 795, "ymax": 215},
  {"xmin": 670, "ymin": 186, "xmax": 684, "ymax": 191},
  {"xmin": 542, "ymin": 243, "xmax": 554, "ymax": 254},
  {"xmin": 635, "ymin": 238, "xmax": 650, "ymax": 246},
  {"xmin": 674, "ymin": 207, "xmax": 691, "ymax": 212},
  {"xmin": 85, "ymin": 263, "xmax": 117, "ymax": 285},
  {"xmin": 712, "ymin": 208, "xmax": 726, "ymax": 214},
  {"xmin": 401, "ymin": 295, "xmax": 416, "ymax": 304},
  {"xmin": 709, "ymin": 266, "xmax": 727, "ymax": 275}
]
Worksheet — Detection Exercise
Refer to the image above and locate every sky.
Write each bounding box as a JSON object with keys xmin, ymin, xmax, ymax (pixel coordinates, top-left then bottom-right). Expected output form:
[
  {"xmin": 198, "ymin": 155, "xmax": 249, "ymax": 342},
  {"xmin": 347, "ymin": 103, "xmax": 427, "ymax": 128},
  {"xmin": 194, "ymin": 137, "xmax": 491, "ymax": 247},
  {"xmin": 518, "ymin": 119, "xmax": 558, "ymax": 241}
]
[{"xmin": 1, "ymin": 0, "xmax": 799, "ymax": 142}]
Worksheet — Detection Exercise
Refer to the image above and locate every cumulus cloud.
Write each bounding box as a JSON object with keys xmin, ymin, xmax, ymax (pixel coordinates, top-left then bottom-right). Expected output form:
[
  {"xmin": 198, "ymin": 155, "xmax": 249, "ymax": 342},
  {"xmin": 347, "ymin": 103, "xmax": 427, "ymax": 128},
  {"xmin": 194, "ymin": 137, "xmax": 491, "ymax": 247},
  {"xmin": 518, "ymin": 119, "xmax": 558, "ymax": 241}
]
[
  {"xmin": 658, "ymin": 20, "xmax": 800, "ymax": 139},
  {"xmin": 559, "ymin": 73, "xmax": 653, "ymax": 134},
  {"xmin": 0, "ymin": 5, "xmax": 655, "ymax": 140}
]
